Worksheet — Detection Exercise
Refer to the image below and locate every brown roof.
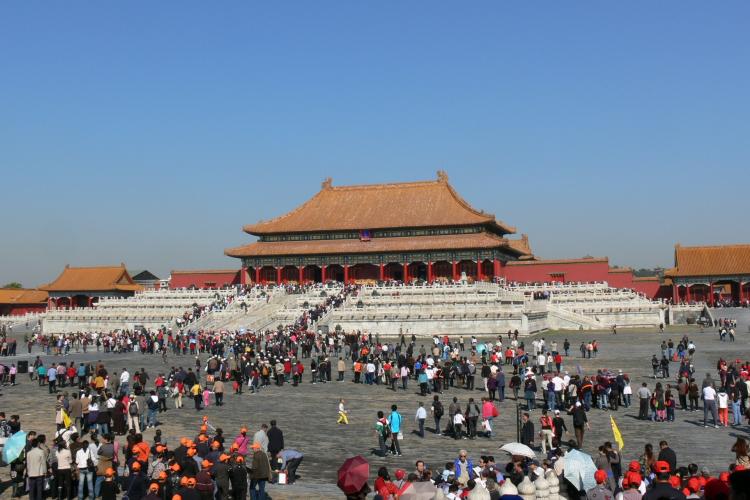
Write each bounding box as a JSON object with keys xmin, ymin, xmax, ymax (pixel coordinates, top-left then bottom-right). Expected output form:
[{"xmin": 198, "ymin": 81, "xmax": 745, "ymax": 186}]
[
  {"xmin": 225, "ymin": 232, "xmax": 525, "ymax": 258},
  {"xmin": 665, "ymin": 244, "xmax": 750, "ymax": 278},
  {"xmin": 506, "ymin": 257, "xmax": 609, "ymax": 267},
  {"xmin": 0, "ymin": 288, "xmax": 48, "ymax": 305},
  {"xmin": 505, "ymin": 234, "xmax": 533, "ymax": 256},
  {"xmin": 243, "ymin": 172, "xmax": 516, "ymax": 235},
  {"xmin": 40, "ymin": 265, "xmax": 143, "ymax": 292},
  {"xmin": 632, "ymin": 276, "xmax": 660, "ymax": 282}
]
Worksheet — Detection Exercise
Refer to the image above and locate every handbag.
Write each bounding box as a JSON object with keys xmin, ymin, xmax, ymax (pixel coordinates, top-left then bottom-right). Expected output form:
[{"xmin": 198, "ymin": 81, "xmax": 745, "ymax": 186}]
[
  {"xmin": 397, "ymin": 431, "xmax": 404, "ymax": 440},
  {"xmin": 86, "ymin": 449, "xmax": 96, "ymax": 473}
]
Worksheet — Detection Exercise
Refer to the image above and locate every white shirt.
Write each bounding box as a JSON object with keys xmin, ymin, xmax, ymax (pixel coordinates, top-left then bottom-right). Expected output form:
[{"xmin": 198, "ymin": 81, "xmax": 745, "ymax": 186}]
[
  {"xmin": 703, "ymin": 386, "xmax": 716, "ymax": 401},
  {"xmin": 552, "ymin": 376, "xmax": 564, "ymax": 391},
  {"xmin": 416, "ymin": 407, "xmax": 427, "ymax": 419},
  {"xmin": 75, "ymin": 447, "xmax": 97, "ymax": 469},
  {"xmin": 717, "ymin": 392, "xmax": 729, "ymax": 408},
  {"xmin": 120, "ymin": 371, "xmax": 130, "ymax": 383},
  {"xmin": 453, "ymin": 413, "xmax": 466, "ymax": 425}
]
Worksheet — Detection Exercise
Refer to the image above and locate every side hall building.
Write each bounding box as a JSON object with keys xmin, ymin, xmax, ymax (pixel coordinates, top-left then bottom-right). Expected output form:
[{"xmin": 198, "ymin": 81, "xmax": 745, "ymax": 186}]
[{"xmin": 225, "ymin": 172, "xmax": 533, "ymax": 284}]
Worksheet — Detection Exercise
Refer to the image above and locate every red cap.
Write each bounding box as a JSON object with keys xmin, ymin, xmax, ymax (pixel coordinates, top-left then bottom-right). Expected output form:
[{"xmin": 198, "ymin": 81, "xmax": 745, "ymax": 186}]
[
  {"xmin": 395, "ymin": 469, "xmax": 406, "ymax": 480},
  {"xmin": 594, "ymin": 470, "xmax": 607, "ymax": 484},
  {"xmin": 719, "ymin": 472, "xmax": 730, "ymax": 483},
  {"xmin": 669, "ymin": 475, "xmax": 681, "ymax": 488},
  {"xmin": 628, "ymin": 460, "xmax": 641, "ymax": 472},
  {"xmin": 654, "ymin": 461, "xmax": 671, "ymax": 474},
  {"xmin": 626, "ymin": 472, "xmax": 642, "ymax": 486}
]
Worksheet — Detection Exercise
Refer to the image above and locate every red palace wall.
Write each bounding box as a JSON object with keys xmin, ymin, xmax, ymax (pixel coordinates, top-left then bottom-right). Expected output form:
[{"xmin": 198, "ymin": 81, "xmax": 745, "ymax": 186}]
[
  {"xmin": 0, "ymin": 304, "xmax": 47, "ymax": 316},
  {"xmin": 606, "ymin": 270, "xmax": 634, "ymax": 289},
  {"xmin": 504, "ymin": 260, "xmax": 611, "ymax": 284},
  {"xmin": 169, "ymin": 271, "xmax": 241, "ymax": 289}
]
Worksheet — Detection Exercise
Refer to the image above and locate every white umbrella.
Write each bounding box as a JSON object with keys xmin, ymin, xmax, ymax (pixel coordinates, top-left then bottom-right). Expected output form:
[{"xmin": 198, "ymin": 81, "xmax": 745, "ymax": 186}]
[{"xmin": 500, "ymin": 442, "xmax": 536, "ymax": 459}]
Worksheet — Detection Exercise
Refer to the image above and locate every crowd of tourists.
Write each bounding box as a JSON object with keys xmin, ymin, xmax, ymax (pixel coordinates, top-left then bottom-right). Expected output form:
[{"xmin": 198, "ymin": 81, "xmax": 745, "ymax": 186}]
[
  {"xmin": 349, "ymin": 438, "xmax": 750, "ymax": 500},
  {"xmin": 5, "ymin": 412, "xmax": 300, "ymax": 500}
]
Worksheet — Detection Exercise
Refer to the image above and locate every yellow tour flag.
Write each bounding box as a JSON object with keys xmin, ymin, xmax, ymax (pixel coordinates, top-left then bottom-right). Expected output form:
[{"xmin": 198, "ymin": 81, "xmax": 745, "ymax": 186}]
[
  {"xmin": 62, "ymin": 409, "xmax": 72, "ymax": 429},
  {"xmin": 610, "ymin": 415, "xmax": 624, "ymax": 451}
]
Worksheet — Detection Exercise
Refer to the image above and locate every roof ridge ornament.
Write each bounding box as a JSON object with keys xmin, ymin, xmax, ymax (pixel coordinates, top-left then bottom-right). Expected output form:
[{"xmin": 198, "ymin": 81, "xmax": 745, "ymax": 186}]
[
  {"xmin": 321, "ymin": 177, "xmax": 333, "ymax": 190},
  {"xmin": 436, "ymin": 170, "xmax": 448, "ymax": 183}
]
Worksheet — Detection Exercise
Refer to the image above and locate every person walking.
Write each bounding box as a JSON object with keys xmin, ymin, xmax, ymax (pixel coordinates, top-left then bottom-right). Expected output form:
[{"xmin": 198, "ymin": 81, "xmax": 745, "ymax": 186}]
[
  {"xmin": 415, "ymin": 402, "xmax": 427, "ymax": 438},
  {"xmin": 702, "ymin": 384, "xmax": 719, "ymax": 428},
  {"xmin": 539, "ymin": 409, "xmax": 555, "ymax": 454},
  {"xmin": 388, "ymin": 405, "xmax": 403, "ymax": 456},
  {"xmin": 637, "ymin": 383, "xmax": 652, "ymax": 420},
  {"xmin": 337, "ymin": 398, "xmax": 349, "ymax": 425},
  {"xmin": 570, "ymin": 401, "xmax": 590, "ymax": 448},
  {"xmin": 431, "ymin": 395, "xmax": 444, "ymax": 435},
  {"xmin": 375, "ymin": 411, "xmax": 389, "ymax": 457}
]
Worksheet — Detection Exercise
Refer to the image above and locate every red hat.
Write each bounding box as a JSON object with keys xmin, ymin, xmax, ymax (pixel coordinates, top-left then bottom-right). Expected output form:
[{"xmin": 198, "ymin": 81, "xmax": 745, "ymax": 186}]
[
  {"xmin": 669, "ymin": 475, "xmax": 681, "ymax": 488},
  {"xmin": 735, "ymin": 465, "xmax": 746, "ymax": 471},
  {"xmin": 705, "ymin": 478, "xmax": 729, "ymax": 499},
  {"xmin": 628, "ymin": 460, "xmax": 641, "ymax": 472},
  {"xmin": 654, "ymin": 461, "xmax": 671, "ymax": 474},
  {"xmin": 594, "ymin": 470, "xmax": 607, "ymax": 484},
  {"xmin": 626, "ymin": 472, "xmax": 642, "ymax": 486},
  {"xmin": 719, "ymin": 472, "xmax": 730, "ymax": 483},
  {"xmin": 682, "ymin": 488, "xmax": 691, "ymax": 496},
  {"xmin": 395, "ymin": 469, "xmax": 406, "ymax": 480}
]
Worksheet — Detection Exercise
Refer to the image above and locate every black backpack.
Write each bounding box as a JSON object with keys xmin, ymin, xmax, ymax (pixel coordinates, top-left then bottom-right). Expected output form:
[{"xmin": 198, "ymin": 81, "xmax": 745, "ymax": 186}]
[{"xmin": 433, "ymin": 401, "xmax": 444, "ymax": 418}]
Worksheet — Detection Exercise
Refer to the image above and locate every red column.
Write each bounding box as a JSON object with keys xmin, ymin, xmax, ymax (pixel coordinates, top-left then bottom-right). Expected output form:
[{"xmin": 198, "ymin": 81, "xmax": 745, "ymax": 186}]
[
  {"xmin": 344, "ymin": 265, "xmax": 349, "ymax": 284},
  {"xmin": 255, "ymin": 268, "xmax": 261, "ymax": 284},
  {"xmin": 276, "ymin": 267, "xmax": 282, "ymax": 284},
  {"xmin": 299, "ymin": 267, "xmax": 304, "ymax": 284},
  {"xmin": 427, "ymin": 262, "xmax": 433, "ymax": 282},
  {"xmin": 379, "ymin": 264, "xmax": 385, "ymax": 281},
  {"xmin": 476, "ymin": 260, "xmax": 483, "ymax": 281},
  {"xmin": 452, "ymin": 261, "xmax": 458, "ymax": 281},
  {"xmin": 403, "ymin": 263, "xmax": 409, "ymax": 282},
  {"xmin": 88, "ymin": 297, "xmax": 93, "ymax": 307},
  {"xmin": 686, "ymin": 285, "xmax": 691, "ymax": 303},
  {"xmin": 69, "ymin": 296, "xmax": 74, "ymax": 309},
  {"xmin": 493, "ymin": 259, "xmax": 501, "ymax": 279},
  {"xmin": 47, "ymin": 297, "xmax": 52, "ymax": 310},
  {"xmin": 240, "ymin": 266, "xmax": 247, "ymax": 285},
  {"xmin": 740, "ymin": 281, "xmax": 744, "ymax": 304},
  {"xmin": 672, "ymin": 284, "xmax": 678, "ymax": 303},
  {"xmin": 708, "ymin": 282, "xmax": 714, "ymax": 306},
  {"xmin": 321, "ymin": 265, "xmax": 327, "ymax": 283}
]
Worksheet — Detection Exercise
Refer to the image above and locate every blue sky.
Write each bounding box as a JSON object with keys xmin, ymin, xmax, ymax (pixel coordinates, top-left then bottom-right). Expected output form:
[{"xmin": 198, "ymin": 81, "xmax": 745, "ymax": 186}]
[{"xmin": 1, "ymin": 2, "xmax": 748, "ymax": 286}]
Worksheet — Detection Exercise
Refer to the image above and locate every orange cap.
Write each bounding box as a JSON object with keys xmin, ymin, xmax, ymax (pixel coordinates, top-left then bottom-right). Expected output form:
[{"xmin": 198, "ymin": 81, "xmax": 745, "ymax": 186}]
[
  {"xmin": 132, "ymin": 462, "xmax": 142, "ymax": 471},
  {"xmin": 105, "ymin": 467, "xmax": 115, "ymax": 477},
  {"xmin": 230, "ymin": 443, "xmax": 239, "ymax": 451},
  {"xmin": 170, "ymin": 463, "xmax": 181, "ymax": 472},
  {"xmin": 202, "ymin": 416, "xmax": 208, "ymax": 422},
  {"xmin": 173, "ymin": 495, "xmax": 183, "ymax": 500},
  {"xmin": 149, "ymin": 483, "xmax": 159, "ymax": 492},
  {"xmin": 200, "ymin": 425, "xmax": 208, "ymax": 432},
  {"xmin": 240, "ymin": 427, "xmax": 248, "ymax": 433},
  {"xmin": 252, "ymin": 442, "xmax": 261, "ymax": 450},
  {"xmin": 180, "ymin": 476, "xmax": 189, "ymax": 486},
  {"xmin": 236, "ymin": 456, "xmax": 245, "ymax": 463},
  {"xmin": 220, "ymin": 454, "xmax": 230, "ymax": 462},
  {"xmin": 202, "ymin": 459, "xmax": 212, "ymax": 468},
  {"xmin": 158, "ymin": 471, "xmax": 168, "ymax": 480},
  {"xmin": 187, "ymin": 477, "xmax": 197, "ymax": 487},
  {"xmin": 156, "ymin": 445, "xmax": 166, "ymax": 453}
]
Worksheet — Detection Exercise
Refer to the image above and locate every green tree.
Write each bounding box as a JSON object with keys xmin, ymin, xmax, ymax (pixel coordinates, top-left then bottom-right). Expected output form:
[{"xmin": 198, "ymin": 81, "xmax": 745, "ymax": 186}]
[{"xmin": 1, "ymin": 282, "xmax": 23, "ymax": 289}]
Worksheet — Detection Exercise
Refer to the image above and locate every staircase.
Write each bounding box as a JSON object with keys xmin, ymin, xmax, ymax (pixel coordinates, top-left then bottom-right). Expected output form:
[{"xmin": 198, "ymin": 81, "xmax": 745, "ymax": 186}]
[{"xmin": 546, "ymin": 304, "xmax": 603, "ymax": 330}]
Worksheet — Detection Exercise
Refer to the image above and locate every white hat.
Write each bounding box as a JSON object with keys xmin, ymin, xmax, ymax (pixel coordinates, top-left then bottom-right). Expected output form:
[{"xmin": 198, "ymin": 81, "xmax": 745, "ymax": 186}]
[{"xmin": 575, "ymin": 401, "xmax": 581, "ymax": 407}]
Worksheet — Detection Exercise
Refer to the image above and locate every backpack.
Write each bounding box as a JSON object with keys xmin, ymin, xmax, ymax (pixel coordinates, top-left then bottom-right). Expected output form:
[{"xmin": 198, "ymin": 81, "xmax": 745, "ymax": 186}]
[
  {"xmin": 433, "ymin": 401, "xmax": 444, "ymax": 418},
  {"xmin": 129, "ymin": 401, "xmax": 139, "ymax": 416}
]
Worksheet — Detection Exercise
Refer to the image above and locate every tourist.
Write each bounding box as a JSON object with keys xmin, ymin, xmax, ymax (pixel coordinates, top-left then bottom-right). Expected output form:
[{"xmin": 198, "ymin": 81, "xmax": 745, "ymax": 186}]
[
  {"xmin": 570, "ymin": 401, "xmax": 590, "ymax": 448},
  {"xmin": 338, "ymin": 398, "xmax": 349, "ymax": 424},
  {"xmin": 539, "ymin": 409, "xmax": 554, "ymax": 454},
  {"xmin": 388, "ymin": 404, "xmax": 404, "ymax": 455},
  {"xmin": 375, "ymin": 411, "xmax": 389, "ymax": 457},
  {"xmin": 267, "ymin": 420, "xmax": 284, "ymax": 457},
  {"xmin": 415, "ymin": 402, "xmax": 427, "ymax": 438},
  {"xmin": 276, "ymin": 448, "xmax": 304, "ymax": 484},
  {"xmin": 587, "ymin": 469, "xmax": 613, "ymax": 500},
  {"xmin": 249, "ymin": 441, "xmax": 271, "ymax": 500},
  {"xmin": 702, "ymin": 382, "xmax": 719, "ymax": 428},
  {"xmin": 520, "ymin": 412, "xmax": 534, "ymax": 448},
  {"xmin": 431, "ymin": 395, "xmax": 443, "ymax": 435}
]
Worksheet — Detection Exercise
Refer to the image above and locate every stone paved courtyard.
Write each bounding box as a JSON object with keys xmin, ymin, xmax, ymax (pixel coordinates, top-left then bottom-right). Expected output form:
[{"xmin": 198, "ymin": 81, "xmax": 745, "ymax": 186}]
[{"xmin": 1, "ymin": 312, "xmax": 749, "ymax": 498}]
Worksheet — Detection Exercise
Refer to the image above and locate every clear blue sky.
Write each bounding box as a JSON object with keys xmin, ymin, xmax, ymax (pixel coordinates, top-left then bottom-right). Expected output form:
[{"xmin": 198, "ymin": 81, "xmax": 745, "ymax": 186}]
[{"xmin": 1, "ymin": 2, "xmax": 748, "ymax": 287}]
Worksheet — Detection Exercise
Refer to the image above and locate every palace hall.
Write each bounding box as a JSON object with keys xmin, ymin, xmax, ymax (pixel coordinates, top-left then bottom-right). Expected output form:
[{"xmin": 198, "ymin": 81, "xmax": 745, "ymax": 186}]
[{"xmin": 225, "ymin": 172, "xmax": 533, "ymax": 284}]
